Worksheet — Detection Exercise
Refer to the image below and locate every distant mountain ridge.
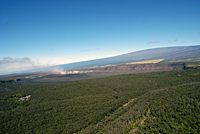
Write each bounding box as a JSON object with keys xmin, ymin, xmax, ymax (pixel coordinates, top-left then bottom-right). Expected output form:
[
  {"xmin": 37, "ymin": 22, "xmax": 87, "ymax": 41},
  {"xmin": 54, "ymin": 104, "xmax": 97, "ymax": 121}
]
[
  {"xmin": 17, "ymin": 45, "xmax": 200, "ymax": 74},
  {"xmin": 55, "ymin": 45, "xmax": 200, "ymax": 70}
]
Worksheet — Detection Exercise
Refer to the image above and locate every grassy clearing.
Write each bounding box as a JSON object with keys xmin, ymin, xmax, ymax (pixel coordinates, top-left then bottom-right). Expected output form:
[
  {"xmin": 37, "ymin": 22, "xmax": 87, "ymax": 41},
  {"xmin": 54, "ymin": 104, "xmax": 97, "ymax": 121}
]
[
  {"xmin": 186, "ymin": 65, "xmax": 200, "ymax": 67},
  {"xmin": 123, "ymin": 98, "xmax": 135, "ymax": 107},
  {"xmin": 127, "ymin": 59, "xmax": 164, "ymax": 64}
]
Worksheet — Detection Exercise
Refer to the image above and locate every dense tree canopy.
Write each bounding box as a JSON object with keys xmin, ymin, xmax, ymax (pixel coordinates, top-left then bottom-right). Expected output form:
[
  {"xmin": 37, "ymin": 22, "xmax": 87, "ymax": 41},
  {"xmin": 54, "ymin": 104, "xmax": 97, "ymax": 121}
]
[{"xmin": 0, "ymin": 68, "xmax": 200, "ymax": 133}]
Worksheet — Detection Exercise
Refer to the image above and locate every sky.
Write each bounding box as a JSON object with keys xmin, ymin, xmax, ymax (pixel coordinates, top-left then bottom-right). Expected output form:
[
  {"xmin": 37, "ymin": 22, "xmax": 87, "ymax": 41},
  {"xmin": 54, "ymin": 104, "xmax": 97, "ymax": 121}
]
[{"xmin": 0, "ymin": 0, "xmax": 200, "ymax": 75}]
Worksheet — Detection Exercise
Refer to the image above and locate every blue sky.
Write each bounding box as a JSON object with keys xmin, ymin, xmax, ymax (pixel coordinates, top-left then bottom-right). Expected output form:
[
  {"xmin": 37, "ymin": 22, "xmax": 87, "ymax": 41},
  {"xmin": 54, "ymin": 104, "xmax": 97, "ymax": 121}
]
[{"xmin": 0, "ymin": 0, "xmax": 200, "ymax": 75}]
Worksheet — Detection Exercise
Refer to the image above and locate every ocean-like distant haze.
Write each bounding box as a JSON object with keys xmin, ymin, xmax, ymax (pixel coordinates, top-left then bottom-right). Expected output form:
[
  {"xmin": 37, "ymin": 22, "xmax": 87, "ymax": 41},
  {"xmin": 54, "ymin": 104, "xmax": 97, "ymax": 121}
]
[{"xmin": 0, "ymin": 0, "xmax": 200, "ymax": 75}]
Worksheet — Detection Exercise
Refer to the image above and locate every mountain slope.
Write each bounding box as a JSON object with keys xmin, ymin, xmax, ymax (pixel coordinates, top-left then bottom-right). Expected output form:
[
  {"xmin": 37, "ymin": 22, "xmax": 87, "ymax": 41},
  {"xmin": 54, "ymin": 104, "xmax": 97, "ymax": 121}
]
[{"xmin": 57, "ymin": 45, "xmax": 200, "ymax": 70}]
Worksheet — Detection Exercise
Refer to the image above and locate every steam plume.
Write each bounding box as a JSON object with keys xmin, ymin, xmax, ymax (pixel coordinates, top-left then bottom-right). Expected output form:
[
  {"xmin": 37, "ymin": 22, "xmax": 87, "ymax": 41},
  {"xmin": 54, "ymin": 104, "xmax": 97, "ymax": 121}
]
[{"xmin": 52, "ymin": 66, "xmax": 66, "ymax": 74}]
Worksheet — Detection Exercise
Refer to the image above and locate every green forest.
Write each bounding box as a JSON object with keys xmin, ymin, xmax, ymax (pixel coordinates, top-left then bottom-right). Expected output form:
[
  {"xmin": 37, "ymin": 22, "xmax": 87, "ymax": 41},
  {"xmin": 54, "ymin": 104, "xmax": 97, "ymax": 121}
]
[{"xmin": 0, "ymin": 68, "xmax": 200, "ymax": 133}]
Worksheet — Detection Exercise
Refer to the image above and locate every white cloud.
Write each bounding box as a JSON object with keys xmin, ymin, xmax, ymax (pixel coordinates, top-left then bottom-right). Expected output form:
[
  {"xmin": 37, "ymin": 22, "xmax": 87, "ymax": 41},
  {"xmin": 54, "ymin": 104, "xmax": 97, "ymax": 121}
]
[
  {"xmin": 147, "ymin": 41, "xmax": 159, "ymax": 44},
  {"xmin": 0, "ymin": 57, "xmax": 50, "ymax": 75}
]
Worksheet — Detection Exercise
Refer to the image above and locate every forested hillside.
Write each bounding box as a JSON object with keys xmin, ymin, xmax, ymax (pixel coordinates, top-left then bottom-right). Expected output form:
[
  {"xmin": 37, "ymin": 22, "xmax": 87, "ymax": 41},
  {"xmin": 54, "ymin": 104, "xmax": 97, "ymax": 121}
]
[{"xmin": 0, "ymin": 68, "xmax": 200, "ymax": 133}]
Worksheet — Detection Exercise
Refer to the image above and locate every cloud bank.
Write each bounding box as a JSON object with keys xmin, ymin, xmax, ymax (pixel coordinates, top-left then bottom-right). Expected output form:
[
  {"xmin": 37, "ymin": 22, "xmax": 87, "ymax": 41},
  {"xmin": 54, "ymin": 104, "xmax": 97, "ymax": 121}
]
[{"xmin": 0, "ymin": 57, "xmax": 50, "ymax": 75}]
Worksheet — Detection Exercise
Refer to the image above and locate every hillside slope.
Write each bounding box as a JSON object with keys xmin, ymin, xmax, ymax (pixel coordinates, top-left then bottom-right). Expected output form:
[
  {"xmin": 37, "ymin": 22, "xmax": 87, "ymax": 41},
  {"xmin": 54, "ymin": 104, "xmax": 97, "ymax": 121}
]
[
  {"xmin": 17, "ymin": 45, "xmax": 200, "ymax": 74},
  {"xmin": 56, "ymin": 45, "xmax": 200, "ymax": 70}
]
